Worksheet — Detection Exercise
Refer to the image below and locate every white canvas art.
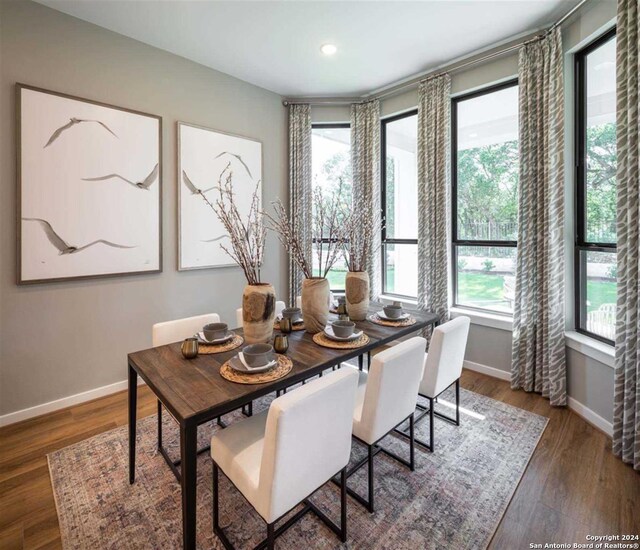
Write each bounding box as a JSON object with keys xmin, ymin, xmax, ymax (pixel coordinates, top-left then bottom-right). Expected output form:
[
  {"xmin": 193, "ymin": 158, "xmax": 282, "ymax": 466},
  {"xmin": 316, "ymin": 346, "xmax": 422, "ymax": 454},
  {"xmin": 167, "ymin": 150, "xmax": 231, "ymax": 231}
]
[
  {"xmin": 178, "ymin": 122, "xmax": 262, "ymax": 270},
  {"xmin": 18, "ymin": 85, "xmax": 162, "ymax": 284}
]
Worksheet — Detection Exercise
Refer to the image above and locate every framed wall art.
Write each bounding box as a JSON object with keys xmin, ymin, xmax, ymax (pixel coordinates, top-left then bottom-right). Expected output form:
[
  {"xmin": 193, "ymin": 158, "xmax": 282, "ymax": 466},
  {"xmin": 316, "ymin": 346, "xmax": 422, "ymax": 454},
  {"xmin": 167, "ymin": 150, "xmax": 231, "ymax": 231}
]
[
  {"xmin": 17, "ymin": 84, "xmax": 162, "ymax": 284},
  {"xmin": 177, "ymin": 121, "xmax": 262, "ymax": 271}
]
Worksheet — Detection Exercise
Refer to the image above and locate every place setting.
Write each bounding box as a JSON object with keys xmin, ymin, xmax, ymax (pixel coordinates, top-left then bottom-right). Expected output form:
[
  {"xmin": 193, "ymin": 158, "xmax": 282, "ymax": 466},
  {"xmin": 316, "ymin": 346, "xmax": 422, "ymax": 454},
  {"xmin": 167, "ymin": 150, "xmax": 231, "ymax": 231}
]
[
  {"xmin": 194, "ymin": 322, "xmax": 244, "ymax": 354},
  {"xmin": 368, "ymin": 302, "xmax": 417, "ymax": 327},
  {"xmin": 274, "ymin": 307, "xmax": 306, "ymax": 331},
  {"xmin": 313, "ymin": 319, "xmax": 371, "ymax": 349},
  {"xmin": 219, "ymin": 342, "xmax": 293, "ymax": 384}
]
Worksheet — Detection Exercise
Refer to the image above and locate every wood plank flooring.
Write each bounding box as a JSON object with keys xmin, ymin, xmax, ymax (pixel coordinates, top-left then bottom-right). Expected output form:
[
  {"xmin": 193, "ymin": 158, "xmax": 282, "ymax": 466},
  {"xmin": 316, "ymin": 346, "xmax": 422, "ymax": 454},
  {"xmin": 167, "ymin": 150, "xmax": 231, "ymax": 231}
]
[{"xmin": 0, "ymin": 369, "xmax": 638, "ymax": 549}]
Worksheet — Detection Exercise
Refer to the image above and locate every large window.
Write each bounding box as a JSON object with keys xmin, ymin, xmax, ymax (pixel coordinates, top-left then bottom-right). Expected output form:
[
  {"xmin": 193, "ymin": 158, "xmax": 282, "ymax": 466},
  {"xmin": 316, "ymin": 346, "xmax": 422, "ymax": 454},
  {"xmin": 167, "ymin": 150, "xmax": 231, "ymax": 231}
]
[
  {"xmin": 381, "ymin": 111, "xmax": 418, "ymax": 298},
  {"xmin": 452, "ymin": 81, "xmax": 519, "ymax": 314},
  {"xmin": 575, "ymin": 29, "xmax": 617, "ymax": 343},
  {"xmin": 311, "ymin": 124, "xmax": 351, "ymax": 291}
]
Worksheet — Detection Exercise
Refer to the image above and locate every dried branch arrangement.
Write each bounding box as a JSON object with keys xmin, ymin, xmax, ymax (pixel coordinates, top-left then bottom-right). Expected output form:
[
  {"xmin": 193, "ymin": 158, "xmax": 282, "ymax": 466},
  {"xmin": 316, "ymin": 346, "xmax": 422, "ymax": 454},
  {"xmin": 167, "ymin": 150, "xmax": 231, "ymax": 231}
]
[
  {"xmin": 199, "ymin": 164, "xmax": 265, "ymax": 285},
  {"xmin": 265, "ymin": 184, "xmax": 347, "ymax": 279},
  {"xmin": 342, "ymin": 204, "xmax": 384, "ymax": 272}
]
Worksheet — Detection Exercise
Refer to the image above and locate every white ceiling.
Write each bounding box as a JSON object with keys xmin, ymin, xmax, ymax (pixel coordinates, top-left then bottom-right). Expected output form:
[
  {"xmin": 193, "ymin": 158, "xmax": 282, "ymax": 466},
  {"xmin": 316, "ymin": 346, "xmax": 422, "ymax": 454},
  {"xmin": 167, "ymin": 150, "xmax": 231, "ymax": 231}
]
[{"xmin": 37, "ymin": 0, "xmax": 579, "ymax": 97}]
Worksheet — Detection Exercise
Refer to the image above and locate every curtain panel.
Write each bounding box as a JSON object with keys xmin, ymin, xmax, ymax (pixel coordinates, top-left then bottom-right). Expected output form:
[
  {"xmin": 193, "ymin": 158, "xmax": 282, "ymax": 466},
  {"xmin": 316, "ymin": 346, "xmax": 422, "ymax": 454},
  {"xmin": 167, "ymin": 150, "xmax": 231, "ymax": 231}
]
[
  {"xmin": 613, "ymin": 0, "xmax": 640, "ymax": 471},
  {"xmin": 416, "ymin": 75, "xmax": 451, "ymax": 328},
  {"xmin": 351, "ymin": 100, "xmax": 382, "ymax": 300},
  {"xmin": 511, "ymin": 28, "xmax": 567, "ymax": 406},
  {"xmin": 288, "ymin": 104, "xmax": 312, "ymax": 307}
]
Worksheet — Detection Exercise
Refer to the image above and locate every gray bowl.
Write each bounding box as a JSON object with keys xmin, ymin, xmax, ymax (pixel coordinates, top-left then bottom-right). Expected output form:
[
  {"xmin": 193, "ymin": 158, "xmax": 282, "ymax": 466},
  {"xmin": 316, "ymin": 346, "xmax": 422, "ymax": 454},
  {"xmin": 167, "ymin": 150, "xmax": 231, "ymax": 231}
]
[
  {"xmin": 332, "ymin": 320, "xmax": 355, "ymax": 338},
  {"xmin": 203, "ymin": 322, "xmax": 228, "ymax": 341},
  {"xmin": 383, "ymin": 305, "xmax": 404, "ymax": 319},
  {"xmin": 242, "ymin": 343, "xmax": 275, "ymax": 367},
  {"xmin": 282, "ymin": 307, "xmax": 302, "ymax": 321}
]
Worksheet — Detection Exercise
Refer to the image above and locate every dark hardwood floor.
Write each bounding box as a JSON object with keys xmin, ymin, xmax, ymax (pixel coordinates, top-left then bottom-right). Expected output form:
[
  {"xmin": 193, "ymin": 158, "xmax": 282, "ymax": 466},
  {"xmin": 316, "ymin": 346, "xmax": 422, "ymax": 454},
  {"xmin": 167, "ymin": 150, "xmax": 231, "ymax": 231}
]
[{"xmin": 0, "ymin": 369, "xmax": 638, "ymax": 549}]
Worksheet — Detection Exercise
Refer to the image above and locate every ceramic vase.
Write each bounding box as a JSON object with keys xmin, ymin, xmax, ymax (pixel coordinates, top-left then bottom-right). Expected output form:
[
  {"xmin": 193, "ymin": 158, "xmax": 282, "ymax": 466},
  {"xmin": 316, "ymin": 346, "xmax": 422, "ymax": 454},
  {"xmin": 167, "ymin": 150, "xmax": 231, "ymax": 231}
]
[
  {"xmin": 242, "ymin": 283, "xmax": 276, "ymax": 344},
  {"xmin": 345, "ymin": 271, "xmax": 370, "ymax": 321},
  {"xmin": 301, "ymin": 277, "xmax": 330, "ymax": 334}
]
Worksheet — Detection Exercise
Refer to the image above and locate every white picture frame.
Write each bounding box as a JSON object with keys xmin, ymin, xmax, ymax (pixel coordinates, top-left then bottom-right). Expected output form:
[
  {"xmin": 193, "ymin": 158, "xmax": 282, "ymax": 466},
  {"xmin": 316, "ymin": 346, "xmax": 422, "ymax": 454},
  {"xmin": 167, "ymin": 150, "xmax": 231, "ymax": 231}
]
[
  {"xmin": 177, "ymin": 121, "xmax": 262, "ymax": 271},
  {"xmin": 17, "ymin": 84, "xmax": 162, "ymax": 284}
]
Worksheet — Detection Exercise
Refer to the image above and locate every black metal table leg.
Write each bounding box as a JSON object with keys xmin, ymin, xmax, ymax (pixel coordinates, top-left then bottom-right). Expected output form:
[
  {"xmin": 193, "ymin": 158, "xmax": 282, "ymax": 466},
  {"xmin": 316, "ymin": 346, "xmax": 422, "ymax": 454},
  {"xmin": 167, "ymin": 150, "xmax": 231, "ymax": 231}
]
[
  {"xmin": 180, "ymin": 421, "xmax": 198, "ymax": 550},
  {"xmin": 128, "ymin": 364, "xmax": 137, "ymax": 484}
]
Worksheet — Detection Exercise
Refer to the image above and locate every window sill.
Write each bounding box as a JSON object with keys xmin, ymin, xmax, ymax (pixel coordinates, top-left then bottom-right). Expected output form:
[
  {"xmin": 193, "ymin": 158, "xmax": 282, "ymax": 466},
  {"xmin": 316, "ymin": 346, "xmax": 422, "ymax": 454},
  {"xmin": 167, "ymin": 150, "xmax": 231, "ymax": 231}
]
[
  {"xmin": 565, "ymin": 331, "xmax": 614, "ymax": 368},
  {"xmin": 450, "ymin": 307, "xmax": 513, "ymax": 331}
]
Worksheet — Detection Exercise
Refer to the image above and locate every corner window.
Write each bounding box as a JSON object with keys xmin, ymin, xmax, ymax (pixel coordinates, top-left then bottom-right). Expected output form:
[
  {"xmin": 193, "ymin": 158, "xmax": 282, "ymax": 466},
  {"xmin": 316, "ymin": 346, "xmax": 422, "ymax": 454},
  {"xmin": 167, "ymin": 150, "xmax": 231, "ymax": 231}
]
[
  {"xmin": 575, "ymin": 29, "xmax": 617, "ymax": 343},
  {"xmin": 311, "ymin": 124, "xmax": 351, "ymax": 291},
  {"xmin": 452, "ymin": 80, "xmax": 519, "ymax": 314},
  {"xmin": 381, "ymin": 111, "xmax": 418, "ymax": 298}
]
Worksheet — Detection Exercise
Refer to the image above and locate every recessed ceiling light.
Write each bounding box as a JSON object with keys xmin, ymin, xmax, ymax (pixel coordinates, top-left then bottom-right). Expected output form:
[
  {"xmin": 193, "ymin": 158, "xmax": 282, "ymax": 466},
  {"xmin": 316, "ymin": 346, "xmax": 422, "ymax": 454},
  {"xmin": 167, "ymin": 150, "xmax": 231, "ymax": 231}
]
[{"xmin": 321, "ymin": 44, "xmax": 337, "ymax": 56}]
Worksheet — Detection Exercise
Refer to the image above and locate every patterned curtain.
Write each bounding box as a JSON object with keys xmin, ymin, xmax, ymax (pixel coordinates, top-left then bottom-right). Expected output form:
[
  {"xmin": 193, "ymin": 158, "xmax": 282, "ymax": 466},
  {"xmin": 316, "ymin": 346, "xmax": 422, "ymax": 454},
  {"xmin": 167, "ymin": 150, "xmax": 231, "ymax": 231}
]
[
  {"xmin": 351, "ymin": 100, "xmax": 381, "ymax": 300},
  {"xmin": 417, "ymin": 75, "xmax": 451, "ymax": 327},
  {"xmin": 511, "ymin": 28, "xmax": 566, "ymax": 406},
  {"xmin": 288, "ymin": 104, "xmax": 312, "ymax": 307},
  {"xmin": 613, "ymin": 0, "xmax": 639, "ymax": 471}
]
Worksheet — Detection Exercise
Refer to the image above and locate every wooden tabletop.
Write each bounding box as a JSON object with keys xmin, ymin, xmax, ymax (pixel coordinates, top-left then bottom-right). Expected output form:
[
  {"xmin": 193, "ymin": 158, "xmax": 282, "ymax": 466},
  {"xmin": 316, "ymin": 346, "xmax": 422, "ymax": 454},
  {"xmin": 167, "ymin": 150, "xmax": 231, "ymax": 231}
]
[{"xmin": 128, "ymin": 305, "xmax": 438, "ymax": 426}]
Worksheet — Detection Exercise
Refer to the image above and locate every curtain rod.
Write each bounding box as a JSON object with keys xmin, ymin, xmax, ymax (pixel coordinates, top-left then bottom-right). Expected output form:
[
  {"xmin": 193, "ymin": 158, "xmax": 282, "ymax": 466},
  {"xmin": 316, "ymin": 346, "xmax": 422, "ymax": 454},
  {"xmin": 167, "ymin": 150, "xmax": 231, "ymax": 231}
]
[{"xmin": 282, "ymin": 0, "xmax": 588, "ymax": 107}]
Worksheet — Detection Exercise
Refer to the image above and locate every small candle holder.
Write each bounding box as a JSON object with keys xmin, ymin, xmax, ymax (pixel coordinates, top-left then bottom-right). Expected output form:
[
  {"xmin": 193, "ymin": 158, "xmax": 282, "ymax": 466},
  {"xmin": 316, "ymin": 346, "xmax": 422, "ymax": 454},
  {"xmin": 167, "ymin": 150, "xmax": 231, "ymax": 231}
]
[
  {"xmin": 181, "ymin": 337, "xmax": 199, "ymax": 359},
  {"xmin": 280, "ymin": 317, "xmax": 293, "ymax": 334},
  {"xmin": 274, "ymin": 334, "xmax": 289, "ymax": 354}
]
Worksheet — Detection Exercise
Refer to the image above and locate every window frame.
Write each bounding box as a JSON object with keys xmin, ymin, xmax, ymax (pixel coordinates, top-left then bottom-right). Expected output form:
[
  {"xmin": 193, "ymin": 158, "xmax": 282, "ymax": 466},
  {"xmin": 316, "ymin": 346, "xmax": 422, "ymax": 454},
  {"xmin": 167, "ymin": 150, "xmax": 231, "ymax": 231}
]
[
  {"xmin": 451, "ymin": 79, "xmax": 519, "ymax": 315},
  {"xmin": 380, "ymin": 109, "xmax": 419, "ymax": 300},
  {"xmin": 574, "ymin": 27, "xmax": 617, "ymax": 345},
  {"xmin": 311, "ymin": 122, "xmax": 351, "ymax": 293}
]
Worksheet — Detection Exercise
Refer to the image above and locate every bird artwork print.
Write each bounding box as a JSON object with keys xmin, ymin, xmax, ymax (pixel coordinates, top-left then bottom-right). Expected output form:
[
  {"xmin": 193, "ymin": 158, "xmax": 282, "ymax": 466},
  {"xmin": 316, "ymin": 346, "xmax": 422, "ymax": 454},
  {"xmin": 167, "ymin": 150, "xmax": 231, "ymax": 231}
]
[
  {"xmin": 23, "ymin": 218, "xmax": 136, "ymax": 255},
  {"xmin": 182, "ymin": 170, "xmax": 217, "ymax": 195},
  {"xmin": 81, "ymin": 164, "xmax": 159, "ymax": 190},
  {"xmin": 44, "ymin": 118, "xmax": 118, "ymax": 148},
  {"xmin": 214, "ymin": 152, "xmax": 253, "ymax": 179}
]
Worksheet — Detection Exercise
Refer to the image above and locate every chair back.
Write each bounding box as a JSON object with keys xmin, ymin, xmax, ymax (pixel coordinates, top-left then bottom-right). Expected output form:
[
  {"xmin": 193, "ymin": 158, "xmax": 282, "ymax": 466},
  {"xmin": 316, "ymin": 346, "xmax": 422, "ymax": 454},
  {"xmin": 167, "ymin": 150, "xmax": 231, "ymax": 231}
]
[
  {"xmin": 420, "ymin": 317, "xmax": 470, "ymax": 398},
  {"xmin": 360, "ymin": 337, "xmax": 427, "ymax": 444},
  {"xmin": 235, "ymin": 300, "xmax": 285, "ymax": 328},
  {"xmin": 258, "ymin": 368, "xmax": 358, "ymax": 522},
  {"xmin": 152, "ymin": 313, "xmax": 220, "ymax": 347}
]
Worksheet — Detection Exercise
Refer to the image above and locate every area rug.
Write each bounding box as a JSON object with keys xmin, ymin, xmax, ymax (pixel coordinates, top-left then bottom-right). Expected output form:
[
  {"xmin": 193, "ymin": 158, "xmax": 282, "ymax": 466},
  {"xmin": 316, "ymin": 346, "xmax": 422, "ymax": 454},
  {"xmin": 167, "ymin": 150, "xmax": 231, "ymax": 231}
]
[{"xmin": 48, "ymin": 386, "xmax": 547, "ymax": 549}]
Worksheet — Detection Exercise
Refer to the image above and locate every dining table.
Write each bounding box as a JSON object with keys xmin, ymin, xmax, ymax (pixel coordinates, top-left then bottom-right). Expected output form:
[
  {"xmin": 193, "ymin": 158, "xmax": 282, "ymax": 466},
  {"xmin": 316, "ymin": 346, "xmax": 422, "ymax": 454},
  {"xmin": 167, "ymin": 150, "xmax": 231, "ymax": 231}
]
[{"xmin": 127, "ymin": 303, "xmax": 439, "ymax": 550}]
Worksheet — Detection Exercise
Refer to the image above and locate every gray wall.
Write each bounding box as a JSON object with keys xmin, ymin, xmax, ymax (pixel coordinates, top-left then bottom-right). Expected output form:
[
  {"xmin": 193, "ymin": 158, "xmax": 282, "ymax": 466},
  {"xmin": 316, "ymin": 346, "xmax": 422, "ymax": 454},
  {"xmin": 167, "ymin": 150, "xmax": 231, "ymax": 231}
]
[
  {"xmin": 0, "ymin": 1, "xmax": 288, "ymax": 416},
  {"xmin": 310, "ymin": 0, "xmax": 617, "ymax": 424}
]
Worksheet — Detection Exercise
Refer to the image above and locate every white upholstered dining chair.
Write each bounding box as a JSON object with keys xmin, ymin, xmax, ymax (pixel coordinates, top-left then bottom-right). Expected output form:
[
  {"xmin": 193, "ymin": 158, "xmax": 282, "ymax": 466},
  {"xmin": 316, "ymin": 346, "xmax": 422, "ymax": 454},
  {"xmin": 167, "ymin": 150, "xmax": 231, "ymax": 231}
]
[
  {"xmin": 211, "ymin": 368, "xmax": 358, "ymax": 550},
  {"xmin": 397, "ymin": 316, "xmax": 470, "ymax": 452},
  {"xmin": 152, "ymin": 313, "xmax": 225, "ymax": 480},
  {"xmin": 342, "ymin": 337, "xmax": 426, "ymax": 513}
]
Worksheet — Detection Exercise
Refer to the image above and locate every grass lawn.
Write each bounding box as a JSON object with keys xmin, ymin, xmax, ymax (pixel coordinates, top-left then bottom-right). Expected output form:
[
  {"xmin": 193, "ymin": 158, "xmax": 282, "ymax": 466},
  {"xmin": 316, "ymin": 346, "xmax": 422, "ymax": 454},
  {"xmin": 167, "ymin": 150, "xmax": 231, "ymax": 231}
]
[
  {"xmin": 587, "ymin": 280, "xmax": 617, "ymax": 312},
  {"xmin": 457, "ymin": 272, "xmax": 505, "ymax": 307}
]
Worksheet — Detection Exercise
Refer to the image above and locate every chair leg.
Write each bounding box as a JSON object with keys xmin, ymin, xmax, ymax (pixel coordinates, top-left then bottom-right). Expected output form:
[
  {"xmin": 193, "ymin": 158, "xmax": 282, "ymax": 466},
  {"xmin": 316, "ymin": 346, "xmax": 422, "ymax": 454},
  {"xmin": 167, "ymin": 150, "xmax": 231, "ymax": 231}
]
[
  {"xmin": 266, "ymin": 523, "xmax": 275, "ymax": 550},
  {"xmin": 429, "ymin": 397, "xmax": 435, "ymax": 452},
  {"xmin": 340, "ymin": 467, "xmax": 347, "ymax": 542},
  {"xmin": 212, "ymin": 462, "xmax": 219, "ymax": 533},
  {"xmin": 367, "ymin": 444, "xmax": 375, "ymax": 513},
  {"xmin": 455, "ymin": 378, "xmax": 460, "ymax": 426},
  {"xmin": 409, "ymin": 413, "xmax": 415, "ymax": 471},
  {"xmin": 157, "ymin": 400, "xmax": 162, "ymax": 450}
]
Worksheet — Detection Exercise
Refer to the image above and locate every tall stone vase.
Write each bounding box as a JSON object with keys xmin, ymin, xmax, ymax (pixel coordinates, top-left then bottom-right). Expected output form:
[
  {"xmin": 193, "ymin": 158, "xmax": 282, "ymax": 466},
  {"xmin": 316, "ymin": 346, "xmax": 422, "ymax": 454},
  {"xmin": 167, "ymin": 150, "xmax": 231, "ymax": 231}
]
[
  {"xmin": 242, "ymin": 283, "xmax": 276, "ymax": 344},
  {"xmin": 301, "ymin": 277, "xmax": 330, "ymax": 334},
  {"xmin": 346, "ymin": 271, "xmax": 370, "ymax": 321}
]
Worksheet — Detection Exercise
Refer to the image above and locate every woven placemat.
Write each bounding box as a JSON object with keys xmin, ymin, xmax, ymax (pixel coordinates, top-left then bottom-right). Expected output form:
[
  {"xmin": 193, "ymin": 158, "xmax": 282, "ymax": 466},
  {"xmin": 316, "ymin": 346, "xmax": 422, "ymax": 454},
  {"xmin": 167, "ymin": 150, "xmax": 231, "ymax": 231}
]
[
  {"xmin": 274, "ymin": 320, "xmax": 306, "ymax": 331},
  {"xmin": 368, "ymin": 313, "xmax": 417, "ymax": 327},
  {"xmin": 198, "ymin": 334, "xmax": 244, "ymax": 355},
  {"xmin": 312, "ymin": 331, "xmax": 370, "ymax": 349},
  {"xmin": 219, "ymin": 354, "xmax": 293, "ymax": 384}
]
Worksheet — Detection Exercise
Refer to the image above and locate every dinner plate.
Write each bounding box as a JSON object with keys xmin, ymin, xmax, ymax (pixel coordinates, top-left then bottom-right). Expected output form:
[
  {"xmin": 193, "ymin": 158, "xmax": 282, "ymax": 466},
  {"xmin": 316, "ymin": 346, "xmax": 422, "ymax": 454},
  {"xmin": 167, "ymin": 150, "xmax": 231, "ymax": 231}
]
[
  {"xmin": 228, "ymin": 353, "xmax": 276, "ymax": 374},
  {"xmin": 196, "ymin": 331, "xmax": 234, "ymax": 345},
  {"xmin": 377, "ymin": 311, "xmax": 411, "ymax": 321},
  {"xmin": 323, "ymin": 325, "xmax": 363, "ymax": 342}
]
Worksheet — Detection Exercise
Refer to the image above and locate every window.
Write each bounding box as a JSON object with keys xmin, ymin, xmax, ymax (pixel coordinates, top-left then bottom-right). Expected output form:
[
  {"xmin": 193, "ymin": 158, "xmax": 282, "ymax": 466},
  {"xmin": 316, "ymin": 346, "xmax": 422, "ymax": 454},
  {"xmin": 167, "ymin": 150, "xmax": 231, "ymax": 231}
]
[
  {"xmin": 311, "ymin": 124, "xmax": 351, "ymax": 291},
  {"xmin": 381, "ymin": 110, "xmax": 418, "ymax": 298},
  {"xmin": 452, "ymin": 80, "xmax": 519, "ymax": 314},
  {"xmin": 575, "ymin": 29, "xmax": 617, "ymax": 343}
]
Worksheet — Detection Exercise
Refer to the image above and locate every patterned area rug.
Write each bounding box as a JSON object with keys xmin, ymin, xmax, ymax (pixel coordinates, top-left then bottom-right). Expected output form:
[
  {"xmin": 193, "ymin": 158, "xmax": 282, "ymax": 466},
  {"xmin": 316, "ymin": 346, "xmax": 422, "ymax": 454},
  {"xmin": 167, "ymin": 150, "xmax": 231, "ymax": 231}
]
[{"xmin": 48, "ymin": 386, "xmax": 547, "ymax": 549}]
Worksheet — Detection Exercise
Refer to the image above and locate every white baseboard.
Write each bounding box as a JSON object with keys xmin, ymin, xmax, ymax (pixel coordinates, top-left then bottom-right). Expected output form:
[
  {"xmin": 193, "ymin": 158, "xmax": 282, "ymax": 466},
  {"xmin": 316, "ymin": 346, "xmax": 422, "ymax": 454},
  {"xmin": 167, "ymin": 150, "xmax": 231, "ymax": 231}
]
[
  {"xmin": 463, "ymin": 360, "xmax": 511, "ymax": 381},
  {"xmin": 0, "ymin": 378, "xmax": 146, "ymax": 428},
  {"xmin": 463, "ymin": 360, "xmax": 613, "ymax": 437}
]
